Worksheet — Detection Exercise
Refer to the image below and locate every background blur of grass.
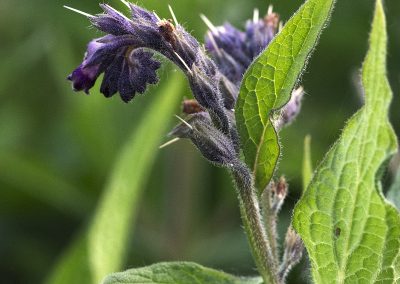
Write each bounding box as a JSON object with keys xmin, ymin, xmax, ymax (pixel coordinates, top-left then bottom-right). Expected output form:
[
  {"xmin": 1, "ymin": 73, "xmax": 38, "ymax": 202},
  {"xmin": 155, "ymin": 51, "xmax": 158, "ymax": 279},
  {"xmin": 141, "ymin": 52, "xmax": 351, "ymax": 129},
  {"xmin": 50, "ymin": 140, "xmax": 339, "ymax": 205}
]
[{"xmin": 1, "ymin": 0, "xmax": 399, "ymax": 283}]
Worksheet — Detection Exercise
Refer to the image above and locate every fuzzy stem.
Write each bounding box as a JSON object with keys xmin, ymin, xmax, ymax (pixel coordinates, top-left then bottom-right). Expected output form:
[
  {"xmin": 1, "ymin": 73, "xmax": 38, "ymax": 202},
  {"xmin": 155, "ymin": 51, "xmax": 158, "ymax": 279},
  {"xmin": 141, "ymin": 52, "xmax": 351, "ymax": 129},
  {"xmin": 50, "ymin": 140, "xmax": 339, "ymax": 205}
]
[
  {"xmin": 231, "ymin": 162, "xmax": 279, "ymax": 284},
  {"xmin": 262, "ymin": 187, "xmax": 279, "ymax": 262}
]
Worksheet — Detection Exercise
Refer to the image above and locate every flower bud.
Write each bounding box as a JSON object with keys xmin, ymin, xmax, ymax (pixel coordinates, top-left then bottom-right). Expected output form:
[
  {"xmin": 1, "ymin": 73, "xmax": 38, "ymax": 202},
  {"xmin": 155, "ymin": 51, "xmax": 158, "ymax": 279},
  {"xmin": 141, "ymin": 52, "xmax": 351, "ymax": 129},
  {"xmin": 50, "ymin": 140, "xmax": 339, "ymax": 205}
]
[
  {"xmin": 271, "ymin": 176, "xmax": 288, "ymax": 214},
  {"xmin": 219, "ymin": 75, "xmax": 239, "ymax": 109},
  {"xmin": 279, "ymin": 227, "xmax": 304, "ymax": 281},
  {"xmin": 169, "ymin": 113, "xmax": 237, "ymax": 167},
  {"xmin": 273, "ymin": 87, "xmax": 304, "ymax": 130},
  {"xmin": 189, "ymin": 66, "xmax": 230, "ymax": 132}
]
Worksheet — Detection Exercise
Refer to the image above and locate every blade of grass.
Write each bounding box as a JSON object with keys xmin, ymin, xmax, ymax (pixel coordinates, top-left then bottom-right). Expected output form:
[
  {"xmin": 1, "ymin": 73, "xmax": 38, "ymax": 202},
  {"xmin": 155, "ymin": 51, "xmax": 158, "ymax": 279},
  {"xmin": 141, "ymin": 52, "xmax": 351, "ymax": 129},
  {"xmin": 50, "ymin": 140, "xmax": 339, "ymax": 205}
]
[{"xmin": 46, "ymin": 71, "xmax": 185, "ymax": 284}]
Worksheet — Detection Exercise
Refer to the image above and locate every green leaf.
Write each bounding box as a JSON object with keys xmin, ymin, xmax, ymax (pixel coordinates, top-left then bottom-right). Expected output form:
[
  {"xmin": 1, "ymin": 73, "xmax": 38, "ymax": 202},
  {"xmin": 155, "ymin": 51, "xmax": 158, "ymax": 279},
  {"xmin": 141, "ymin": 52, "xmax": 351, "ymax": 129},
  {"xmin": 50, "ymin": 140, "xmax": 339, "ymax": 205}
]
[
  {"xmin": 102, "ymin": 262, "xmax": 262, "ymax": 284},
  {"xmin": 46, "ymin": 72, "xmax": 185, "ymax": 284},
  {"xmin": 235, "ymin": 0, "xmax": 336, "ymax": 193},
  {"xmin": 387, "ymin": 167, "xmax": 400, "ymax": 210},
  {"xmin": 302, "ymin": 135, "xmax": 313, "ymax": 193},
  {"xmin": 293, "ymin": 1, "xmax": 400, "ymax": 283}
]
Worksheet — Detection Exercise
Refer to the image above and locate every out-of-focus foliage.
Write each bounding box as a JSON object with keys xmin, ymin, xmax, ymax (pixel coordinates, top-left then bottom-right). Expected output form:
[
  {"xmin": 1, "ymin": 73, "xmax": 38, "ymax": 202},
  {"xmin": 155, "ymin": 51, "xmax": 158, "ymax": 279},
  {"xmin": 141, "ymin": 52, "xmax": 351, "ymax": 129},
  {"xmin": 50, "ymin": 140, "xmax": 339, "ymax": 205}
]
[{"xmin": 0, "ymin": 0, "xmax": 399, "ymax": 283}]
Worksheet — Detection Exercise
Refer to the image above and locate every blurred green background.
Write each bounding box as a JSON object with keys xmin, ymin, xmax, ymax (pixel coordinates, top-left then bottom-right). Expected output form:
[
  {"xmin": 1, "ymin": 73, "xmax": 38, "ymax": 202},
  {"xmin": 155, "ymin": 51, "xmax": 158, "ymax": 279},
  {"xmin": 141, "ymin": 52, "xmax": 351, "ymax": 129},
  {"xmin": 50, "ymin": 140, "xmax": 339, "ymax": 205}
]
[{"xmin": 1, "ymin": 0, "xmax": 399, "ymax": 283}]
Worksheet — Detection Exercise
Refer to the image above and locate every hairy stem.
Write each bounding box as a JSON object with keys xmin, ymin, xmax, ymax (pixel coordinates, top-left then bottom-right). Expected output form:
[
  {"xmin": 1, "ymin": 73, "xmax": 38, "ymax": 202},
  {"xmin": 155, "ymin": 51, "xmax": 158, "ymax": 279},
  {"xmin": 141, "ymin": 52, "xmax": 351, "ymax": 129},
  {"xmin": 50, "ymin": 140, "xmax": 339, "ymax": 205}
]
[
  {"xmin": 261, "ymin": 187, "xmax": 279, "ymax": 262},
  {"xmin": 231, "ymin": 162, "xmax": 279, "ymax": 284}
]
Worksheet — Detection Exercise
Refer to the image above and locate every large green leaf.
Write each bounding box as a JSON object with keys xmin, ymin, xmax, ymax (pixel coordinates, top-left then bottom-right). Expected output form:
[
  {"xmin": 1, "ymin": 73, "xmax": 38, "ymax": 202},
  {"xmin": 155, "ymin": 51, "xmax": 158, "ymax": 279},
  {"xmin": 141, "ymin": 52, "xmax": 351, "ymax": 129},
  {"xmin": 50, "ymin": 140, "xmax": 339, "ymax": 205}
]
[
  {"xmin": 102, "ymin": 262, "xmax": 262, "ymax": 284},
  {"xmin": 235, "ymin": 0, "xmax": 336, "ymax": 193},
  {"xmin": 46, "ymin": 72, "xmax": 185, "ymax": 284},
  {"xmin": 387, "ymin": 167, "xmax": 400, "ymax": 210},
  {"xmin": 293, "ymin": 1, "xmax": 400, "ymax": 283}
]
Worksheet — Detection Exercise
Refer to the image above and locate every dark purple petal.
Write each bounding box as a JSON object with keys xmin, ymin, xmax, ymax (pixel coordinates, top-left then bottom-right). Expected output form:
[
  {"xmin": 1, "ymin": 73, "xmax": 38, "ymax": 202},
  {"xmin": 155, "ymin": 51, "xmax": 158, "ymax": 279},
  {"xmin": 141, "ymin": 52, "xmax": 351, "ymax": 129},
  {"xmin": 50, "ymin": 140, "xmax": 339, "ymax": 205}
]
[
  {"xmin": 67, "ymin": 37, "xmax": 107, "ymax": 93},
  {"xmin": 67, "ymin": 64, "xmax": 100, "ymax": 94},
  {"xmin": 100, "ymin": 50, "xmax": 125, "ymax": 97},
  {"xmin": 108, "ymin": 48, "xmax": 161, "ymax": 102},
  {"xmin": 68, "ymin": 35, "xmax": 160, "ymax": 102}
]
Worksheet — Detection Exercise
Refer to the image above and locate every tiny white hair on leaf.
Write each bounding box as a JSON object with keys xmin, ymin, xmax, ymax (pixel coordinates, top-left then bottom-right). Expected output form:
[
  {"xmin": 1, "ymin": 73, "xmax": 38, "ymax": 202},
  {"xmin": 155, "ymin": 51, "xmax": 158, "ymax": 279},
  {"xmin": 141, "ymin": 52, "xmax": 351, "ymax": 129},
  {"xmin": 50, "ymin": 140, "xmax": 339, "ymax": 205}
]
[
  {"xmin": 175, "ymin": 115, "xmax": 193, "ymax": 130},
  {"xmin": 168, "ymin": 5, "xmax": 179, "ymax": 26},
  {"xmin": 200, "ymin": 14, "xmax": 218, "ymax": 34},
  {"xmin": 153, "ymin": 11, "xmax": 161, "ymax": 21},
  {"xmin": 63, "ymin": 6, "xmax": 94, "ymax": 18},
  {"xmin": 267, "ymin": 4, "xmax": 274, "ymax": 15},
  {"xmin": 206, "ymin": 31, "xmax": 222, "ymax": 57},
  {"xmin": 159, "ymin": 137, "xmax": 180, "ymax": 149},
  {"xmin": 119, "ymin": 0, "xmax": 131, "ymax": 9},
  {"xmin": 103, "ymin": 4, "xmax": 132, "ymax": 22},
  {"xmin": 279, "ymin": 21, "xmax": 284, "ymax": 32},
  {"xmin": 253, "ymin": 8, "xmax": 259, "ymax": 23},
  {"xmin": 174, "ymin": 52, "xmax": 192, "ymax": 75}
]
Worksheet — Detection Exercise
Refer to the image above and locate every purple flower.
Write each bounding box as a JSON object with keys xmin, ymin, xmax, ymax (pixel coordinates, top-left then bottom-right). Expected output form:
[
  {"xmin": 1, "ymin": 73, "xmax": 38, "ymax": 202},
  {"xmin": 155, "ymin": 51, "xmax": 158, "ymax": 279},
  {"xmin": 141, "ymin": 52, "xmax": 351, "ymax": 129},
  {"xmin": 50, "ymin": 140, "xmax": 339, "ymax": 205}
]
[
  {"xmin": 204, "ymin": 10, "xmax": 279, "ymax": 85},
  {"xmin": 245, "ymin": 11, "xmax": 279, "ymax": 58},
  {"xmin": 68, "ymin": 35, "xmax": 161, "ymax": 102},
  {"xmin": 204, "ymin": 23, "xmax": 249, "ymax": 84},
  {"xmin": 65, "ymin": 3, "xmax": 293, "ymax": 170},
  {"xmin": 67, "ymin": 38, "xmax": 104, "ymax": 94},
  {"xmin": 67, "ymin": 3, "xmax": 223, "ymax": 109}
]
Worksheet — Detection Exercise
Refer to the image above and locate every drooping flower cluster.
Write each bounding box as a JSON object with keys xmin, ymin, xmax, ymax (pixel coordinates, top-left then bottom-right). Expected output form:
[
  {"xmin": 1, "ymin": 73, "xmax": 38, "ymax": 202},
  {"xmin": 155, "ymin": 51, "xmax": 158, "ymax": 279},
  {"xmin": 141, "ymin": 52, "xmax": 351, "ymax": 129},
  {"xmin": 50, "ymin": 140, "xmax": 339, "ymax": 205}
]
[
  {"xmin": 67, "ymin": 2, "xmax": 302, "ymax": 167},
  {"xmin": 68, "ymin": 34, "xmax": 161, "ymax": 102}
]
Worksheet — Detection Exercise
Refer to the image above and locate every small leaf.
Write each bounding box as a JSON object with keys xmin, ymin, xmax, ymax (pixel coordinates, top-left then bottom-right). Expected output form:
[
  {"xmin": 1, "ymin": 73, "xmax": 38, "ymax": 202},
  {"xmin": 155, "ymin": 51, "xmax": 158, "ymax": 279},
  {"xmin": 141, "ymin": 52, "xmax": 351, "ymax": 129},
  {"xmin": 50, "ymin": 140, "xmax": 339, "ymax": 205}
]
[
  {"xmin": 46, "ymin": 72, "xmax": 185, "ymax": 284},
  {"xmin": 235, "ymin": 0, "xmax": 336, "ymax": 193},
  {"xmin": 293, "ymin": 1, "xmax": 400, "ymax": 283},
  {"xmin": 302, "ymin": 135, "xmax": 313, "ymax": 193},
  {"xmin": 102, "ymin": 262, "xmax": 262, "ymax": 284},
  {"xmin": 387, "ymin": 167, "xmax": 400, "ymax": 210}
]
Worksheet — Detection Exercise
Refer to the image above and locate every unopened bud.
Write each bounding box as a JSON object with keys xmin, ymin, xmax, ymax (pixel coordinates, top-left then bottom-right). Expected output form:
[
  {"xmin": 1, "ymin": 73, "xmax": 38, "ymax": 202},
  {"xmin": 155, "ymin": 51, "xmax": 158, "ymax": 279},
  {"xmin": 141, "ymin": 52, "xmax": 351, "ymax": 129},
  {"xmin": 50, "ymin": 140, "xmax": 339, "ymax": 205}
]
[
  {"xmin": 190, "ymin": 65, "xmax": 220, "ymax": 110},
  {"xmin": 219, "ymin": 76, "xmax": 239, "ymax": 109},
  {"xmin": 271, "ymin": 176, "xmax": 288, "ymax": 213},
  {"xmin": 169, "ymin": 113, "xmax": 237, "ymax": 167},
  {"xmin": 279, "ymin": 227, "xmax": 304, "ymax": 281},
  {"xmin": 274, "ymin": 87, "xmax": 304, "ymax": 130},
  {"xmin": 190, "ymin": 66, "xmax": 230, "ymax": 132}
]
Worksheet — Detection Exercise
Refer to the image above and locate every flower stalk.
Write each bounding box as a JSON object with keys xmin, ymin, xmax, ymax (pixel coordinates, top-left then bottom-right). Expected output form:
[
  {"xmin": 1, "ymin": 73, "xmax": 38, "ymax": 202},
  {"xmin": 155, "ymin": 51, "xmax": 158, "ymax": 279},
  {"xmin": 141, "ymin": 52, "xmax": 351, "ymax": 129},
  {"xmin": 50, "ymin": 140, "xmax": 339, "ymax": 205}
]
[{"xmin": 231, "ymin": 163, "xmax": 279, "ymax": 284}]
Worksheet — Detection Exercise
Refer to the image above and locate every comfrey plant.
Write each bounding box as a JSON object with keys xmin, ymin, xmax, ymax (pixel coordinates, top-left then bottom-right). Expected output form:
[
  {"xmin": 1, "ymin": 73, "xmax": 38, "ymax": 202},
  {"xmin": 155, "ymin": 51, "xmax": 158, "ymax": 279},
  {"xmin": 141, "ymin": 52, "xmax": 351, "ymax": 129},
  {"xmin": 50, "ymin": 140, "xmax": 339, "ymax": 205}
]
[{"xmin": 62, "ymin": 0, "xmax": 400, "ymax": 283}]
